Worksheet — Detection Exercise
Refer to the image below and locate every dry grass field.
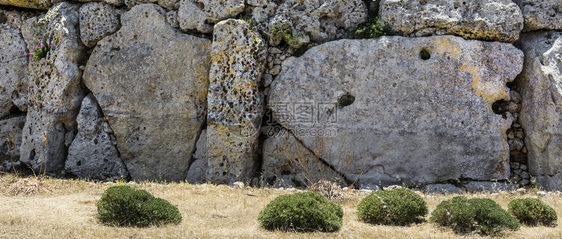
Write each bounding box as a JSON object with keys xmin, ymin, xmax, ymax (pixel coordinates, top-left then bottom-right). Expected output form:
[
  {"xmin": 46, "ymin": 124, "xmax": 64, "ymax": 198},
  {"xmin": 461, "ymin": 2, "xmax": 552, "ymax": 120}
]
[{"xmin": 0, "ymin": 173, "xmax": 561, "ymax": 239}]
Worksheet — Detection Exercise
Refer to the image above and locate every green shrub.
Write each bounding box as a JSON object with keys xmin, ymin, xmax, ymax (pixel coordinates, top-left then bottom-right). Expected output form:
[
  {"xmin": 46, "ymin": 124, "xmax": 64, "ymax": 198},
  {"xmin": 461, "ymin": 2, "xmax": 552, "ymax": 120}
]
[
  {"xmin": 430, "ymin": 196, "xmax": 520, "ymax": 235},
  {"xmin": 258, "ymin": 192, "xmax": 343, "ymax": 232},
  {"xmin": 357, "ymin": 188, "xmax": 428, "ymax": 226},
  {"xmin": 508, "ymin": 198, "xmax": 557, "ymax": 226},
  {"xmin": 97, "ymin": 185, "xmax": 182, "ymax": 227},
  {"xmin": 346, "ymin": 17, "xmax": 393, "ymax": 39}
]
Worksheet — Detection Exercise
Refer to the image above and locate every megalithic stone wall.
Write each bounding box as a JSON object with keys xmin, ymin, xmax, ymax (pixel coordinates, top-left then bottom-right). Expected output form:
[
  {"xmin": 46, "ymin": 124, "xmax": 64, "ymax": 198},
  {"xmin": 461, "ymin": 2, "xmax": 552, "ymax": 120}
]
[{"xmin": 0, "ymin": 0, "xmax": 561, "ymax": 190}]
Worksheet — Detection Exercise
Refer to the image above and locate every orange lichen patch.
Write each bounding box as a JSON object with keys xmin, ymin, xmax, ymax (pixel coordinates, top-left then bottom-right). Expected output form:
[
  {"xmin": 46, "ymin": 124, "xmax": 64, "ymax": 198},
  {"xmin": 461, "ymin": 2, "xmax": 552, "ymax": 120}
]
[
  {"xmin": 459, "ymin": 64, "xmax": 509, "ymax": 104},
  {"xmin": 432, "ymin": 37, "xmax": 462, "ymax": 58}
]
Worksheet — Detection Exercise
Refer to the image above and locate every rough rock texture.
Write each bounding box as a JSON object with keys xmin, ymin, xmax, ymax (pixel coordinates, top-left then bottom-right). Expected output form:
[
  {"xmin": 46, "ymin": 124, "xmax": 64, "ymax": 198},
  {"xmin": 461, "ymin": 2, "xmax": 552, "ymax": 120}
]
[
  {"xmin": 0, "ymin": 0, "xmax": 51, "ymax": 9},
  {"xmin": 262, "ymin": 128, "xmax": 344, "ymax": 187},
  {"xmin": 186, "ymin": 129, "xmax": 207, "ymax": 184},
  {"xmin": 83, "ymin": 4, "xmax": 211, "ymax": 182},
  {"xmin": 515, "ymin": 0, "xmax": 562, "ymax": 31},
  {"xmin": 19, "ymin": 3, "xmax": 87, "ymax": 175},
  {"xmin": 464, "ymin": 181, "xmax": 517, "ymax": 192},
  {"xmin": 424, "ymin": 184, "xmax": 464, "ymax": 194},
  {"xmin": 517, "ymin": 32, "xmax": 562, "ymax": 191},
  {"xmin": 0, "ymin": 10, "xmax": 28, "ymax": 119},
  {"xmin": 79, "ymin": 2, "xmax": 122, "ymax": 48},
  {"xmin": 52, "ymin": 0, "xmax": 124, "ymax": 6},
  {"xmin": 379, "ymin": 0, "xmax": 524, "ymax": 42},
  {"xmin": 178, "ymin": 0, "xmax": 245, "ymax": 33},
  {"xmin": 157, "ymin": 0, "xmax": 179, "ymax": 10},
  {"xmin": 0, "ymin": 116, "xmax": 25, "ymax": 162},
  {"xmin": 269, "ymin": 36, "xmax": 523, "ymax": 188},
  {"xmin": 65, "ymin": 94, "xmax": 128, "ymax": 180},
  {"xmin": 270, "ymin": 0, "xmax": 367, "ymax": 42},
  {"xmin": 206, "ymin": 19, "xmax": 266, "ymax": 184}
]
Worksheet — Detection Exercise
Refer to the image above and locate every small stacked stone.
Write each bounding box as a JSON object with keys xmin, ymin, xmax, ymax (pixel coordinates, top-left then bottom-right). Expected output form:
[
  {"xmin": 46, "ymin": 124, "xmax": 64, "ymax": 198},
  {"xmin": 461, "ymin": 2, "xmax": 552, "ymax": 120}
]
[
  {"xmin": 505, "ymin": 89, "xmax": 530, "ymax": 186},
  {"xmin": 262, "ymin": 46, "xmax": 291, "ymax": 95}
]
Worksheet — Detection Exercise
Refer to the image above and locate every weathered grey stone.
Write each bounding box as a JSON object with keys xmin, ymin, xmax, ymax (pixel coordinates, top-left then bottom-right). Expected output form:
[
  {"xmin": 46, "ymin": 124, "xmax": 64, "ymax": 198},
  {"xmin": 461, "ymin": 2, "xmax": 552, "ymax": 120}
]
[
  {"xmin": 0, "ymin": 116, "xmax": 25, "ymax": 161},
  {"xmin": 262, "ymin": 127, "xmax": 345, "ymax": 188},
  {"xmin": 52, "ymin": 0, "xmax": 124, "ymax": 6},
  {"xmin": 424, "ymin": 184, "xmax": 464, "ymax": 194},
  {"xmin": 0, "ymin": 10, "xmax": 28, "ymax": 119},
  {"xmin": 380, "ymin": 0, "xmax": 524, "ymax": 42},
  {"xmin": 464, "ymin": 181, "xmax": 518, "ymax": 192},
  {"xmin": 517, "ymin": 32, "xmax": 562, "ymax": 191},
  {"xmin": 270, "ymin": 0, "xmax": 367, "ymax": 42},
  {"xmin": 83, "ymin": 4, "xmax": 211, "ymax": 181},
  {"xmin": 269, "ymin": 36, "xmax": 523, "ymax": 188},
  {"xmin": 19, "ymin": 3, "xmax": 87, "ymax": 175},
  {"xmin": 166, "ymin": 10, "xmax": 179, "ymax": 28},
  {"xmin": 178, "ymin": 0, "xmax": 245, "ymax": 33},
  {"xmin": 515, "ymin": 0, "xmax": 562, "ymax": 31},
  {"xmin": 0, "ymin": 0, "xmax": 51, "ymax": 9},
  {"xmin": 157, "ymin": 0, "xmax": 179, "ymax": 9},
  {"xmin": 186, "ymin": 129, "xmax": 207, "ymax": 184},
  {"xmin": 206, "ymin": 19, "xmax": 266, "ymax": 184},
  {"xmin": 65, "ymin": 94, "xmax": 128, "ymax": 180},
  {"xmin": 79, "ymin": 2, "xmax": 122, "ymax": 48}
]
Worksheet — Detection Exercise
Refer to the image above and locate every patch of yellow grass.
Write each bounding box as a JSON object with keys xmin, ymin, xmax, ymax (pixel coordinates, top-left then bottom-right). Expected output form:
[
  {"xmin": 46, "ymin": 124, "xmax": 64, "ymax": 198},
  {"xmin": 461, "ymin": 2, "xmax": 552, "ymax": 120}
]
[{"xmin": 0, "ymin": 173, "xmax": 561, "ymax": 238}]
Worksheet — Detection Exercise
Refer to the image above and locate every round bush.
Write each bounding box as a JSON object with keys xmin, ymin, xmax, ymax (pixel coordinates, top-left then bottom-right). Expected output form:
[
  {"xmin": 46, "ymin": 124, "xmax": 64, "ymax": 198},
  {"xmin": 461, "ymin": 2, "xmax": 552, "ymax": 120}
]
[
  {"xmin": 258, "ymin": 192, "xmax": 343, "ymax": 232},
  {"xmin": 430, "ymin": 196, "xmax": 520, "ymax": 235},
  {"xmin": 357, "ymin": 188, "xmax": 428, "ymax": 225},
  {"xmin": 508, "ymin": 198, "xmax": 557, "ymax": 226},
  {"xmin": 97, "ymin": 185, "xmax": 182, "ymax": 227}
]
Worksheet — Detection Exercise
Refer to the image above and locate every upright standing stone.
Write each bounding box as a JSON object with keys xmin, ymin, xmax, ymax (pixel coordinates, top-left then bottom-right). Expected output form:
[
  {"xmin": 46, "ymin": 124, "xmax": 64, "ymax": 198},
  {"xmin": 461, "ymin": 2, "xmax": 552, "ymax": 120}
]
[
  {"xmin": 19, "ymin": 3, "xmax": 87, "ymax": 175},
  {"xmin": 65, "ymin": 94, "xmax": 129, "ymax": 180},
  {"xmin": 206, "ymin": 19, "xmax": 266, "ymax": 184},
  {"xmin": 517, "ymin": 32, "xmax": 562, "ymax": 191},
  {"xmin": 269, "ymin": 36, "xmax": 523, "ymax": 187},
  {"xmin": 83, "ymin": 4, "xmax": 211, "ymax": 182}
]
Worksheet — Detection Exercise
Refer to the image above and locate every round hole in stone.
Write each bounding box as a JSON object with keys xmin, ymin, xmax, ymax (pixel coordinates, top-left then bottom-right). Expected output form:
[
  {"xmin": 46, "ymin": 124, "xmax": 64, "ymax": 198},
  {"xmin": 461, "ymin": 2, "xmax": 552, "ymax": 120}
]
[
  {"xmin": 420, "ymin": 49, "xmax": 431, "ymax": 60},
  {"xmin": 77, "ymin": 161, "xmax": 82, "ymax": 166},
  {"xmin": 338, "ymin": 93, "xmax": 355, "ymax": 108}
]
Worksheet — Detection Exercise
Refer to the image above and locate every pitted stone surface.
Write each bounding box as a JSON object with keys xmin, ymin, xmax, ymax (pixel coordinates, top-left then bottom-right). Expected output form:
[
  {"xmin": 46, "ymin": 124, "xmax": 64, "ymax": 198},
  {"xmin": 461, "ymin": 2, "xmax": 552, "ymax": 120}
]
[
  {"xmin": 83, "ymin": 4, "xmax": 211, "ymax": 182},
  {"xmin": 178, "ymin": 0, "xmax": 245, "ymax": 33},
  {"xmin": 79, "ymin": 2, "xmax": 122, "ymax": 48},
  {"xmin": 206, "ymin": 19, "xmax": 266, "ymax": 184},
  {"xmin": 380, "ymin": 0, "xmax": 524, "ymax": 42},
  {"xmin": 515, "ymin": 0, "xmax": 562, "ymax": 31},
  {"xmin": 0, "ymin": 0, "xmax": 51, "ymax": 9},
  {"xmin": 19, "ymin": 3, "xmax": 87, "ymax": 175},
  {"xmin": 52, "ymin": 0, "xmax": 124, "ymax": 6},
  {"xmin": 517, "ymin": 32, "xmax": 562, "ymax": 191},
  {"xmin": 269, "ymin": 36, "xmax": 523, "ymax": 188},
  {"xmin": 0, "ymin": 10, "xmax": 28, "ymax": 119},
  {"xmin": 66, "ymin": 94, "xmax": 128, "ymax": 180},
  {"xmin": 0, "ymin": 116, "xmax": 25, "ymax": 162},
  {"xmin": 270, "ymin": 0, "xmax": 367, "ymax": 42}
]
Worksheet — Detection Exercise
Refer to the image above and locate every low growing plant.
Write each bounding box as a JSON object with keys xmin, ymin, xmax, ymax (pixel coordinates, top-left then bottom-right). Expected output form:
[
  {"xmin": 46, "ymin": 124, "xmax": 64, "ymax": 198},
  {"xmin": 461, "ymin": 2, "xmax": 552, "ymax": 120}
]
[
  {"xmin": 96, "ymin": 185, "xmax": 182, "ymax": 227},
  {"xmin": 508, "ymin": 197, "xmax": 557, "ymax": 226},
  {"xmin": 21, "ymin": 44, "xmax": 51, "ymax": 60},
  {"xmin": 357, "ymin": 188, "xmax": 428, "ymax": 226},
  {"xmin": 258, "ymin": 192, "xmax": 343, "ymax": 232},
  {"xmin": 346, "ymin": 17, "xmax": 393, "ymax": 39},
  {"xmin": 430, "ymin": 196, "xmax": 520, "ymax": 235},
  {"xmin": 270, "ymin": 27, "xmax": 309, "ymax": 51}
]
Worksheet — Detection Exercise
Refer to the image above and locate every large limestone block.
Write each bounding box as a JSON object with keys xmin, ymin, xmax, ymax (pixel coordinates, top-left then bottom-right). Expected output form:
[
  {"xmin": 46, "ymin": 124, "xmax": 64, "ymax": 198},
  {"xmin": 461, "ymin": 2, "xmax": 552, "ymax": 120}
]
[
  {"xmin": 514, "ymin": 0, "xmax": 562, "ymax": 31},
  {"xmin": 186, "ymin": 129, "xmax": 207, "ymax": 184},
  {"xmin": 206, "ymin": 19, "xmax": 266, "ymax": 184},
  {"xmin": 0, "ymin": 0, "xmax": 51, "ymax": 9},
  {"xmin": 79, "ymin": 2, "xmax": 122, "ymax": 48},
  {"xmin": 379, "ymin": 0, "xmax": 524, "ymax": 42},
  {"xmin": 0, "ymin": 116, "xmax": 25, "ymax": 162},
  {"xmin": 0, "ymin": 10, "xmax": 28, "ymax": 119},
  {"xmin": 66, "ymin": 94, "xmax": 128, "ymax": 180},
  {"xmin": 19, "ymin": 3, "xmax": 87, "ymax": 175},
  {"xmin": 178, "ymin": 0, "xmax": 245, "ymax": 33},
  {"xmin": 262, "ymin": 128, "xmax": 345, "ymax": 188},
  {"xmin": 517, "ymin": 32, "xmax": 562, "ymax": 191},
  {"xmin": 270, "ymin": 0, "xmax": 367, "ymax": 42},
  {"xmin": 269, "ymin": 36, "xmax": 523, "ymax": 188},
  {"xmin": 83, "ymin": 4, "xmax": 211, "ymax": 182}
]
